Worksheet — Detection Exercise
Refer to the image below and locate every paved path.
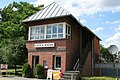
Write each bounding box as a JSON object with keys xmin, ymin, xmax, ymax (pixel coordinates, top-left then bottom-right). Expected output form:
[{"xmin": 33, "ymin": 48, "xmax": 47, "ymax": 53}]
[{"xmin": 0, "ymin": 76, "xmax": 47, "ymax": 80}]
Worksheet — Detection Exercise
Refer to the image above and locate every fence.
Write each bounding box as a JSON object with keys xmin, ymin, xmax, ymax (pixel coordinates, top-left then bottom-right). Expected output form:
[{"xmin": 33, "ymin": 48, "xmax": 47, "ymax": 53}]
[
  {"xmin": 0, "ymin": 64, "xmax": 22, "ymax": 76},
  {"xmin": 95, "ymin": 63, "xmax": 120, "ymax": 77}
]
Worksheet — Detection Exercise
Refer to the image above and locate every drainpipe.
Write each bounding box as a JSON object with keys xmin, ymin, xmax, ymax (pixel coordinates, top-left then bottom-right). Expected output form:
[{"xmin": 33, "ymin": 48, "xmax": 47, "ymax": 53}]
[
  {"xmin": 91, "ymin": 37, "xmax": 94, "ymax": 76},
  {"xmin": 79, "ymin": 26, "xmax": 82, "ymax": 74}
]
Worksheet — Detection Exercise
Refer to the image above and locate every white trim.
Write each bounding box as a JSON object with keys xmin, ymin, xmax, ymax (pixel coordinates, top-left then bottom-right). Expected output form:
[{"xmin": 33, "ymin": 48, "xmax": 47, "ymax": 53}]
[
  {"xmin": 44, "ymin": 25, "xmax": 47, "ymax": 39},
  {"xmin": 66, "ymin": 23, "xmax": 71, "ymax": 39},
  {"xmin": 63, "ymin": 22, "xmax": 66, "ymax": 38},
  {"xmin": 28, "ymin": 27, "xmax": 31, "ymax": 41},
  {"xmin": 28, "ymin": 22, "xmax": 71, "ymax": 41}
]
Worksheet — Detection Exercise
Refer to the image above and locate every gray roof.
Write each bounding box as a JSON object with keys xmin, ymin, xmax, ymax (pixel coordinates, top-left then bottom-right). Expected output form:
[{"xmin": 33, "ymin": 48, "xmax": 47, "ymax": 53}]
[
  {"xmin": 23, "ymin": 2, "xmax": 71, "ymax": 22},
  {"xmin": 23, "ymin": 2, "xmax": 101, "ymax": 40}
]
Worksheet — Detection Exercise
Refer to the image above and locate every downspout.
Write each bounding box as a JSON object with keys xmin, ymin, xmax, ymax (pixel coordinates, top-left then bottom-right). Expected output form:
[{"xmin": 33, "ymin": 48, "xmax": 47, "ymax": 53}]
[
  {"xmin": 91, "ymin": 37, "xmax": 94, "ymax": 76},
  {"xmin": 79, "ymin": 26, "xmax": 82, "ymax": 73}
]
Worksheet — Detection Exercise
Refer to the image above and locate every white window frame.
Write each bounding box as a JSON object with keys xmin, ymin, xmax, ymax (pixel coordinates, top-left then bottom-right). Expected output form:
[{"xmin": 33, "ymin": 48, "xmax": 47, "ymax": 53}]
[
  {"xmin": 65, "ymin": 23, "xmax": 71, "ymax": 39},
  {"xmin": 28, "ymin": 27, "xmax": 31, "ymax": 41},
  {"xmin": 28, "ymin": 22, "xmax": 71, "ymax": 41}
]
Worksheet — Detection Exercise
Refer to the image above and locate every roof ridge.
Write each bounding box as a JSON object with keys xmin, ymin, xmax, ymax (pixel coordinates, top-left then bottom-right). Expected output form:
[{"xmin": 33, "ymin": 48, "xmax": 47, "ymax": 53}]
[
  {"xmin": 41, "ymin": 2, "xmax": 71, "ymax": 15},
  {"xmin": 41, "ymin": 2, "xmax": 56, "ymax": 10},
  {"xmin": 22, "ymin": 2, "xmax": 55, "ymax": 22},
  {"xmin": 23, "ymin": 2, "xmax": 71, "ymax": 22}
]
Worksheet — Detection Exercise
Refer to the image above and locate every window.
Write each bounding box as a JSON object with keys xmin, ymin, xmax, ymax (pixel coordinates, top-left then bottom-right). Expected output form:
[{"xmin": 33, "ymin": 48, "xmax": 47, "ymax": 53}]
[
  {"xmin": 54, "ymin": 56, "xmax": 61, "ymax": 69},
  {"xmin": 29, "ymin": 22, "xmax": 71, "ymax": 40},
  {"xmin": 46, "ymin": 24, "xmax": 58, "ymax": 39},
  {"xmin": 46, "ymin": 24, "xmax": 64, "ymax": 39},
  {"xmin": 30, "ymin": 26, "xmax": 45, "ymax": 40},
  {"xmin": 43, "ymin": 60, "xmax": 48, "ymax": 68},
  {"xmin": 30, "ymin": 27, "xmax": 35, "ymax": 40},
  {"xmin": 58, "ymin": 24, "xmax": 63, "ymax": 38},
  {"xmin": 66, "ymin": 24, "xmax": 71, "ymax": 39}
]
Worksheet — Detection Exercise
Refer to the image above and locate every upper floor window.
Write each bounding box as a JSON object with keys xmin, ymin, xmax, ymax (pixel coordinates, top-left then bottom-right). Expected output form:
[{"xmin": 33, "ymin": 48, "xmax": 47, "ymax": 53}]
[
  {"xmin": 66, "ymin": 24, "xmax": 71, "ymax": 39},
  {"xmin": 29, "ymin": 22, "xmax": 71, "ymax": 41},
  {"xmin": 30, "ymin": 26, "xmax": 45, "ymax": 40}
]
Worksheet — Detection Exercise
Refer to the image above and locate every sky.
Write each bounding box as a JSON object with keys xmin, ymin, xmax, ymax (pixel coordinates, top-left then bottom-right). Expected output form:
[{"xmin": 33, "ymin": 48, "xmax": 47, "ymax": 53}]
[{"xmin": 0, "ymin": 0, "xmax": 120, "ymax": 51}]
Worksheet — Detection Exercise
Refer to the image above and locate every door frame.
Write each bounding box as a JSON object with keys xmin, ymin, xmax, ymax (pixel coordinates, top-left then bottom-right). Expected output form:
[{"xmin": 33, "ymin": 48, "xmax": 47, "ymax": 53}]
[{"xmin": 32, "ymin": 56, "xmax": 39, "ymax": 77}]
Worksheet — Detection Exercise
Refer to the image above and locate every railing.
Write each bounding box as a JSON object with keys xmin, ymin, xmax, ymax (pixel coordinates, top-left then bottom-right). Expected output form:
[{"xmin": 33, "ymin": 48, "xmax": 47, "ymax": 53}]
[
  {"xmin": 73, "ymin": 58, "xmax": 80, "ymax": 71},
  {"xmin": 70, "ymin": 43, "xmax": 91, "ymax": 80},
  {"xmin": 71, "ymin": 58, "xmax": 80, "ymax": 80}
]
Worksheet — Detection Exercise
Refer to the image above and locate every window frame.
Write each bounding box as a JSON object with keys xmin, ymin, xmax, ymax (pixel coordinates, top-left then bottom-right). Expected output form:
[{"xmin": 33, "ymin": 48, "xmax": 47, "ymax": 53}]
[
  {"xmin": 54, "ymin": 56, "xmax": 61, "ymax": 69},
  {"xmin": 28, "ymin": 22, "xmax": 71, "ymax": 41},
  {"xmin": 66, "ymin": 23, "xmax": 71, "ymax": 39}
]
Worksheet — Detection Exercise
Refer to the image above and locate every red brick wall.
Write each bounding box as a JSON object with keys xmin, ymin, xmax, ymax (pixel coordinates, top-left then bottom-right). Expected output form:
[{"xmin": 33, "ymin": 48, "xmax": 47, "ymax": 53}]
[
  {"xmin": 82, "ymin": 52, "xmax": 92, "ymax": 76},
  {"xmin": 66, "ymin": 19, "xmax": 80, "ymax": 70},
  {"xmin": 26, "ymin": 39, "xmax": 67, "ymax": 50},
  {"xmin": 93, "ymin": 38, "xmax": 100, "ymax": 55},
  {"xmin": 27, "ymin": 39, "xmax": 67, "ymax": 72},
  {"xmin": 28, "ymin": 51, "xmax": 66, "ymax": 72},
  {"xmin": 25, "ymin": 16, "xmax": 100, "ymax": 76},
  {"xmin": 26, "ymin": 16, "xmax": 81, "ymax": 71},
  {"xmin": 93, "ymin": 38, "xmax": 100, "ymax": 76}
]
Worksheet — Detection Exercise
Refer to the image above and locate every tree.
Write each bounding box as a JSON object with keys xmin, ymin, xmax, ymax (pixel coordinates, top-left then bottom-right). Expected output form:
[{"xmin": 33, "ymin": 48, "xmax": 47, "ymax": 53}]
[
  {"xmin": 100, "ymin": 44, "xmax": 114, "ymax": 62},
  {"xmin": 1, "ymin": 37, "xmax": 27, "ymax": 65},
  {"xmin": 1, "ymin": 2, "xmax": 41, "ymax": 39},
  {"xmin": 0, "ymin": 2, "xmax": 43, "ymax": 66}
]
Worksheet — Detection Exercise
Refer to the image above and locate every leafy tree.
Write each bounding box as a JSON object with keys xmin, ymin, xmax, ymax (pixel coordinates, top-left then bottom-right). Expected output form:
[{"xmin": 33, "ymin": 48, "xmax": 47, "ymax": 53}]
[
  {"xmin": 0, "ymin": 2, "xmax": 43, "ymax": 67},
  {"xmin": 1, "ymin": 2, "xmax": 41, "ymax": 39},
  {"xmin": 100, "ymin": 44, "xmax": 114, "ymax": 62},
  {"xmin": 1, "ymin": 37, "xmax": 27, "ymax": 65}
]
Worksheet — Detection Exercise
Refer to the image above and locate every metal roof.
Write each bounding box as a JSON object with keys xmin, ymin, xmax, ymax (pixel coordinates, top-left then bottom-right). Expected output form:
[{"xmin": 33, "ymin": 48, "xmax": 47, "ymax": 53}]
[
  {"xmin": 23, "ymin": 2, "xmax": 101, "ymax": 40},
  {"xmin": 23, "ymin": 2, "xmax": 71, "ymax": 22}
]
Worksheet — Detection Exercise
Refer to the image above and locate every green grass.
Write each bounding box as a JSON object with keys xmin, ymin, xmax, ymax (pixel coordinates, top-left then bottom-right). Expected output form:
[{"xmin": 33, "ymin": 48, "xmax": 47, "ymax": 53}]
[{"xmin": 82, "ymin": 76, "xmax": 120, "ymax": 80}]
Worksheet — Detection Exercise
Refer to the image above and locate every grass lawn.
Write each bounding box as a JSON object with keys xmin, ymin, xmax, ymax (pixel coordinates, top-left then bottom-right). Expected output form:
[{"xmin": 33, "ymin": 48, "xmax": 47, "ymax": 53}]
[{"xmin": 82, "ymin": 76, "xmax": 120, "ymax": 80}]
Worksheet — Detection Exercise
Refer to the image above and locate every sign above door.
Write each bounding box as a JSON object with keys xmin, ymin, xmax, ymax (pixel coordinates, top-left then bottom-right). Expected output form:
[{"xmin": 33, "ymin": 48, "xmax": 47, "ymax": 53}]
[{"xmin": 34, "ymin": 43, "xmax": 55, "ymax": 48}]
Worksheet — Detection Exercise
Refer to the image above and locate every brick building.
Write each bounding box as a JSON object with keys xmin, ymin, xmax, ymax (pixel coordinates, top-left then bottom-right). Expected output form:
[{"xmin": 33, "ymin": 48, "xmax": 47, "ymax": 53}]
[{"xmin": 23, "ymin": 2, "xmax": 101, "ymax": 77}]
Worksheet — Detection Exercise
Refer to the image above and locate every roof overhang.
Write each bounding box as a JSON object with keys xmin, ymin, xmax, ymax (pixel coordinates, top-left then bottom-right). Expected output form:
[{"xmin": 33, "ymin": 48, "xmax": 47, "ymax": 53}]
[{"xmin": 22, "ymin": 2, "xmax": 101, "ymax": 41}]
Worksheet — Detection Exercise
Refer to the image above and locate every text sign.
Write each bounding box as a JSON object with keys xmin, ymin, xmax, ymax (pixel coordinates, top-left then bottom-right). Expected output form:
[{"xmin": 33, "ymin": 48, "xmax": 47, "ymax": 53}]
[
  {"xmin": 53, "ymin": 70, "xmax": 60, "ymax": 79},
  {"xmin": 34, "ymin": 43, "xmax": 55, "ymax": 48},
  {"xmin": 47, "ymin": 69, "xmax": 53, "ymax": 80},
  {"xmin": 1, "ymin": 64, "xmax": 8, "ymax": 70}
]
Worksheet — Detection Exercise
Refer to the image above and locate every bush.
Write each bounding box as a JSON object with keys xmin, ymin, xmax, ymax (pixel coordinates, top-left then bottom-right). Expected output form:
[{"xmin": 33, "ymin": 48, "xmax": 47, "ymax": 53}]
[
  {"xmin": 36, "ymin": 64, "xmax": 44, "ymax": 79},
  {"xmin": 22, "ymin": 63, "xmax": 31, "ymax": 78}
]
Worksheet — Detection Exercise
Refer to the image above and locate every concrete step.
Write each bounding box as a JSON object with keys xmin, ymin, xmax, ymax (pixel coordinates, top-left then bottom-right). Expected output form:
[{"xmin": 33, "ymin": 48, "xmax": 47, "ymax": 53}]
[
  {"xmin": 62, "ymin": 71, "xmax": 79, "ymax": 80},
  {"xmin": 65, "ymin": 71, "xmax": 79, "ymax": 73}
]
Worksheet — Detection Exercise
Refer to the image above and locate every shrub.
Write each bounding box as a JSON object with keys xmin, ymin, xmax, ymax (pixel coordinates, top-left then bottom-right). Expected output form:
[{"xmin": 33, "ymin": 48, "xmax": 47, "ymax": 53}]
[
  {"xmin": 36, "ymin": 64, "xmax": 45, "ymax": 79},
  {"xmin": 22, "ymin": 63, "xmax": 31, "ymax": 78}
]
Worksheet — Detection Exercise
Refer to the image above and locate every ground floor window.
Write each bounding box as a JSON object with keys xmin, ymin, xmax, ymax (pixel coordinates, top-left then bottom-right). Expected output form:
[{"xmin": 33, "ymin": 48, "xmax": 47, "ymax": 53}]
[
  {"xmin": 54, "ymin": 56, "xmax": 61, "ymax": 69},
  {"xmin": 43, "ymin": 60, "xmax": 48, "ymax": 68}
]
